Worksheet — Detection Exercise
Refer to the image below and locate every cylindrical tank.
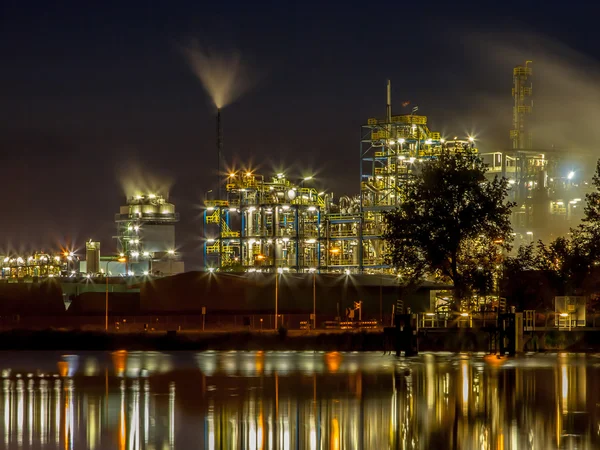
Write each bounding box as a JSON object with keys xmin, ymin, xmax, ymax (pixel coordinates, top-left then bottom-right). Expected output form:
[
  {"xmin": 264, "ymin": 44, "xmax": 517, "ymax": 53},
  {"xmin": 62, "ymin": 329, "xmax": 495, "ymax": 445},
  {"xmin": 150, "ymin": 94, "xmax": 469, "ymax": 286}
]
[
  {"xmin": 160, "ymin": 203, "xmax": 175, "ymax": 214},
  {"xmin": 120, "ymin": 206, "xmax": 129, "ymax": 215},
  {"xmin": 142, "ymin": 204, "xmax": 158, "ymax": 215},
  {"xmin": 247, "ymin": 209, "xmax": 253, "ymax": 236},
  {"xmin": 352, "ymin": 246, "xmax": 359, "ymax": 264}
]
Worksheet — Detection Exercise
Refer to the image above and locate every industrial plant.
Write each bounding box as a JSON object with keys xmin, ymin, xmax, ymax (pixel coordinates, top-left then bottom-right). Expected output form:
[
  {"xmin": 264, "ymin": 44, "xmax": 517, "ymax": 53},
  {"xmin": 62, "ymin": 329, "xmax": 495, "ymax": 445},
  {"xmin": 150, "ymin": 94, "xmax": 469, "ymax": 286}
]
[
  {"xmin": 0, "ymin": 60, "xmax": 593, "ymax": 281},
  {"xmin": 1, "ymin": 192, "xmax": 184, "ymax": 279},
  {"xmin": 479, "ymin": 61, "xmax": 593, "ymax": 245},
  {"xmin": 114, "ymin": 193, "xmax": 184, "ymax": 275},
  {"xmin": 203, "ymin": 61, "xmax": 594, "ymax": 273}
]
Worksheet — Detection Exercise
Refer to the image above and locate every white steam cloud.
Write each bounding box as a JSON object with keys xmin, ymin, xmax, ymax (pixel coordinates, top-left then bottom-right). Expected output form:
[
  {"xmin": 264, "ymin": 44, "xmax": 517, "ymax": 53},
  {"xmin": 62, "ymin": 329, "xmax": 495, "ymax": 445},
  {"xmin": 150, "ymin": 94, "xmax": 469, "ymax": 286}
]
[
  {"xmin": 117, "ymin": 160, "xmax": 174, "ymax": 200},
  {"xmin": 465, "ymin": 31, "xmax": 600, "ymax": 153},
  {"xmin": 182, "ymin": 41, "xmax": 257, "ymax": 109}
]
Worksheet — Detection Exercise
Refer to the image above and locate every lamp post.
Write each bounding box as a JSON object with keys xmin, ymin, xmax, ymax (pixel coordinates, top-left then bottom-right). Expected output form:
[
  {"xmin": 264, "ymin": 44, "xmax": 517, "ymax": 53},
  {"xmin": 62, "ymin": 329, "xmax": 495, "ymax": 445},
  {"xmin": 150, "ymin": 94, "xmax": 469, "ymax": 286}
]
[
  {"xmin": 105, "ymin": 256, "xmax": 127, "ymax": 331},
  {"xmin": 312, "ymin": 270, "xmax": 317, "ymax": 330},
  {"xmin": 299, "ymin": 176, "xmax": 313, "ymax": 205},
  {"xmin": 275, "ymin": 268, "xmax": 281, "ymax": 330}
]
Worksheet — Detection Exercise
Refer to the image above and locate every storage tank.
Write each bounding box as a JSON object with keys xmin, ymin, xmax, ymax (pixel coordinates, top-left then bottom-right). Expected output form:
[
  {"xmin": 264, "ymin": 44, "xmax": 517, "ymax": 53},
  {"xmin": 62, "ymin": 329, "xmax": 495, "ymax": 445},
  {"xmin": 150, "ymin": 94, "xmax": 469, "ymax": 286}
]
[
  {"xmin": 160, "ymin": 203, "xmax": 175, "ymax": 214},
  {"xmin": 86, "ymin": 241, "xmax": 101, "ymax": 274},
  {"xmin": 115, "ymin": 193, "xmax": 180, "ymax": 261},
  {"xmin": 142, "ymin": 204, "xmax": 158, "ymax": 215}
]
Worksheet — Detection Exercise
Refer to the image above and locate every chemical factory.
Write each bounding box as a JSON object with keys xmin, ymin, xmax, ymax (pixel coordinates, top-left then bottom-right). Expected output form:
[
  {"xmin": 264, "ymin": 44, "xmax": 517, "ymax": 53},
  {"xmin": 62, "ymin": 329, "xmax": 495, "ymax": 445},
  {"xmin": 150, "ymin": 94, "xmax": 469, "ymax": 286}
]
[
  {"xmin": 204, "ymin": 61, "xmax": 591, "ymax": 273},
  {"xmin": 0, "ymin": 60, "xmax": 594, "ymax": 280},
  {"xmin": 1, "ymin": 193, "xmax": 184, "ymax": 279},
  {"xmin": 203, "ymin": 96, "xmax": 477, "ymax": 273},
  {"xmin": 479, "ymin": 61, "xmax": 593, "ymax": 245},
  {"xmin": 113, "ymin": 193, "xmax": 184, "ymax": 275}
]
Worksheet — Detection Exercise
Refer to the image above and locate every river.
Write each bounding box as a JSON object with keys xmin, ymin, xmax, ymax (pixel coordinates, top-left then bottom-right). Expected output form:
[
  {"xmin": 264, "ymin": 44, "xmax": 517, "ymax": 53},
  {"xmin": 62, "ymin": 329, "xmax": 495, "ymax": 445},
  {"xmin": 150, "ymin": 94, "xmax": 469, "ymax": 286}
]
[{"xmin": 0, "ymin": 351, "xmax": 598, "ymax": 449}]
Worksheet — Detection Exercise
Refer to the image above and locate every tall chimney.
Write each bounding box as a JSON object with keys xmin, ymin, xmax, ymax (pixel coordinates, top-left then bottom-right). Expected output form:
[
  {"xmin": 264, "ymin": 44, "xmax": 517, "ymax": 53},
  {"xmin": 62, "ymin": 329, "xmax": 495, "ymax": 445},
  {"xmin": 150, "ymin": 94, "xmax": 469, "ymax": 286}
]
[
  {"xmin": 217, "ymin": 108, "xmax": 223, "ymax": 199},
  {"xmin": 386, "ymin": 80, "xmax": 392, "ymax": 122}
]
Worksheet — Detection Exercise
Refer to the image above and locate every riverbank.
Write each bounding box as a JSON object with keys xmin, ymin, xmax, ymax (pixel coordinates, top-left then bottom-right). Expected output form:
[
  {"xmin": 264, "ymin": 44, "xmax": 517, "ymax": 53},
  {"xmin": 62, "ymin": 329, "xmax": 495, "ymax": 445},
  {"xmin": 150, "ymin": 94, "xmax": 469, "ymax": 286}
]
[
  {"xmin": 1, "ymin": 328, "xmax": 600, "ymax": 352},
  {"xmin": 0, "ymin": 329, "xmax": 387, "ymax": 352}
]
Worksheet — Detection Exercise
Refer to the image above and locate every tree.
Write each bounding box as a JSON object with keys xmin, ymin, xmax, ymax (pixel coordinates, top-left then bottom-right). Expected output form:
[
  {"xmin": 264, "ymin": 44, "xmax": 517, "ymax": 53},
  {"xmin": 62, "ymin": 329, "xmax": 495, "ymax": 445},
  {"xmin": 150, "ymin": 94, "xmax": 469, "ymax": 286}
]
[
  {"xmin": 579, "ymin": 159, "xmax": 600, "ymax": 262},
  {"xmin": 501, "ymin": 243, "xmax": 541, "ymax": 310},
  {"xmin": 535, "ymin": 235, "xmax": 591, "ymax": 296},
  {"xmin": 383, "ymin": 151, "xmax": 514, "ymax": 307}
]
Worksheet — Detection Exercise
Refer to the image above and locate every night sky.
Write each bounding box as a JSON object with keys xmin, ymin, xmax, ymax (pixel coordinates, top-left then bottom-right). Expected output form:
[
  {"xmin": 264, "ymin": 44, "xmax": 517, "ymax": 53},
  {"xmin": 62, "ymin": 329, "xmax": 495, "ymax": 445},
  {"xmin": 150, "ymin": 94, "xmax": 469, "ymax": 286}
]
[{"xmin": 1, "ymin": 1, "xmax": 599, "ymax": 268}]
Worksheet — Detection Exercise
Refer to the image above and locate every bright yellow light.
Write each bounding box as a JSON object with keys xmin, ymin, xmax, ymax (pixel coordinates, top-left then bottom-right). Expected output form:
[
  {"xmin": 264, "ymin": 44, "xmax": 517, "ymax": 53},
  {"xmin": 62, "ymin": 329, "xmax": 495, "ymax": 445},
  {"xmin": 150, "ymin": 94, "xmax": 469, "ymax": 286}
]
[
  {"xmin": 256, "ymin": 254, "xmax": 266, "ymax": 261},
  {"xmin": 246, "ymin": 172, "xmax": 252, "ymax": 177},
  {"xmin": 168, "ymin": 249, "xmax": 175, "ymax": 255},
  {"xmin": 229, "ymin": 172, "xmax": 235, "ymax": 177},
  {"xmin": 148, "ymin": 194, "xmax": 156, "ymax": 199},
  {"xmin": 117, "ymin": 257, "xmax": 127, "ymax": 263},
  {"xmin": 329, "ymin": 248, "xmax": 340, "ymax": 254}
]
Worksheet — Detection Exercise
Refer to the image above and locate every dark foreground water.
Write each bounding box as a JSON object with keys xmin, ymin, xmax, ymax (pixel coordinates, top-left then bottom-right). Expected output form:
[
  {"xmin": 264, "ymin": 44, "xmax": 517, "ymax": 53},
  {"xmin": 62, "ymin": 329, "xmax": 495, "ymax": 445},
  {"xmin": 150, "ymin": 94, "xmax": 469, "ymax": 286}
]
[{"xmin": 0, "ymin": 351, "xmax": 599, "ymax": 449}]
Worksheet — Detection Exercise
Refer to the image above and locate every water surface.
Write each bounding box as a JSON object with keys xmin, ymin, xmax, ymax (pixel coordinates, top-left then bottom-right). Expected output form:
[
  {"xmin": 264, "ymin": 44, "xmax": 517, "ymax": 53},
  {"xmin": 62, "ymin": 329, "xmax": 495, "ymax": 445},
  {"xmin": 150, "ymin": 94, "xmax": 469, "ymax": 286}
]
[{"xmin": 0, "ymin": 351, "xmax": 599, "ymax": 449}]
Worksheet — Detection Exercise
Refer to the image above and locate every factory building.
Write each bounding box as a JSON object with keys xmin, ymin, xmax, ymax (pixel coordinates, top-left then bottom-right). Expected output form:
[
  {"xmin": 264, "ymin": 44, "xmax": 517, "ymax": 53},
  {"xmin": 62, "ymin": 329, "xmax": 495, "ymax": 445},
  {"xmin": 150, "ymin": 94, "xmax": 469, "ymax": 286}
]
[
  {"xmin": 204, "ymin": 80, "xmax": 476, "ymax": 273},
  {"xmin": 115, "ymin": 193, "xmax": 184, "ymax": 275},
  {"xmin": 204, "ymin": 61, "xmax": 597, "ymax": 273},
  {"xmin": 479, "ymin": 61, "xmax": 594, "ymax": 245},
  {"xmin": 1, "ymin": 252, "xmax": 77, "ymax": 279}
]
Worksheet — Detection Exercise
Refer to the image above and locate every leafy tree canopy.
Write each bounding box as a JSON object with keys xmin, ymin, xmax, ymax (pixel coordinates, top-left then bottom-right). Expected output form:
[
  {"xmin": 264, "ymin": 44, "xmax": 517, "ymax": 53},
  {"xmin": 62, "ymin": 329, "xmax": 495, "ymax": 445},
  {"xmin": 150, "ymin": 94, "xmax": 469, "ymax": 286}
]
[{"xmin": 383, "ymin": 151, "xmax": 514, "ymax": 302}]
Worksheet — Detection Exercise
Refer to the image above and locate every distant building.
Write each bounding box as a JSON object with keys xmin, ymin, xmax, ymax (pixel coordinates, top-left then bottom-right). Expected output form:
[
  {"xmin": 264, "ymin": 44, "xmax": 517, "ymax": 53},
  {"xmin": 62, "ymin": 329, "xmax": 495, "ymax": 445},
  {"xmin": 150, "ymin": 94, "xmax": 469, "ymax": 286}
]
[
  {"xmin": 85, "ymin": 241, "xmax": 101, "ymax": 274},
  {"xmin": 114, "ymin": 193, "xmax": 184, "ymax": 276},
  {"xmin": 479, "ymin": 61, "xmax": 595, "ymax": 245}
]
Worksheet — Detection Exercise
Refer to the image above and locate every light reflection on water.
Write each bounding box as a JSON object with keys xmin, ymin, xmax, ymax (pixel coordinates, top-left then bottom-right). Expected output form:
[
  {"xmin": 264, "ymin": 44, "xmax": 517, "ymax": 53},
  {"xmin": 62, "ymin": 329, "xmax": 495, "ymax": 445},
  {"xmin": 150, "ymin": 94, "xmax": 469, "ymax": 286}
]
[{"xmin": 0, "ymin": 351, "xmax": 598, "ymax": 449}]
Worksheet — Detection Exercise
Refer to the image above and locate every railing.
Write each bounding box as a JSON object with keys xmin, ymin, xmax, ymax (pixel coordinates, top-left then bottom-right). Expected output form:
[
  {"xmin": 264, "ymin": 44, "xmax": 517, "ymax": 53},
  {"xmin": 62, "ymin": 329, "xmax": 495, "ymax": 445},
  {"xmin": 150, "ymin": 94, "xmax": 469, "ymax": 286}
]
[
  {"xmin": 416, "ymin": 310, "xmax": 600, "ymax": 330},
  {"xmin": 115, "ymin": 213, "xmax": 179, "ymax": 221}
]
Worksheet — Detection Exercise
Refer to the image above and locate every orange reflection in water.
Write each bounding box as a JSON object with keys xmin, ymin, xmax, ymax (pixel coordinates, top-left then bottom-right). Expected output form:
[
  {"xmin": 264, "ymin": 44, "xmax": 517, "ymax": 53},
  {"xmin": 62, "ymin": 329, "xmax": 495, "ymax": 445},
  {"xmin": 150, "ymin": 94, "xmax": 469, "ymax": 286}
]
[
  {"xmin": 112, "ymin": 350, "xmax": 128, "ymax": 377},
  {"xmin": 330, "ymin": 417, "xmax": 340, "ymax": 450},
  {"xmin": 57, "ymin": 362, "xmax": 69, "ymax": 378},
  {"xmin": 255, "ymin": 351, "xmax": 264, "ymax": 374},
  {"xmin": 324, "ymin": 352, "xmax": 342, "ymax": 373},
  {"xmin": 0, "ymin": 352, "xmax": 597, "ymax": 449}
]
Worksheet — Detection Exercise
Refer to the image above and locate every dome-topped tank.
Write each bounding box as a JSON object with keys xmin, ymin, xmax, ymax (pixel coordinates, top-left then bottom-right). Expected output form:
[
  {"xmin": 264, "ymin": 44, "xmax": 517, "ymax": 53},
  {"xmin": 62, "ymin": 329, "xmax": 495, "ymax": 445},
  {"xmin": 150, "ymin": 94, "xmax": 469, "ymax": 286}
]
[
  {"xmin": 160, "ymin": 203, "xmax": 175, "ymax": 214},
  {"xmin": 142, "ymin": 204, "xmax": 158, "ymax": 215}
]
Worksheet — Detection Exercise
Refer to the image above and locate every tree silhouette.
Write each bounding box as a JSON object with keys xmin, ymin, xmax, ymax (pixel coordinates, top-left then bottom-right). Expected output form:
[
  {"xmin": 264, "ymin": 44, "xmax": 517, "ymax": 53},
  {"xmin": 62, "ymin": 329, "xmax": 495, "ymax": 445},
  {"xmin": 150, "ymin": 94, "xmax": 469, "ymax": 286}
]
[{"xmin": 383, "ymin": 151, "xmax": 514, "ymax": 307}]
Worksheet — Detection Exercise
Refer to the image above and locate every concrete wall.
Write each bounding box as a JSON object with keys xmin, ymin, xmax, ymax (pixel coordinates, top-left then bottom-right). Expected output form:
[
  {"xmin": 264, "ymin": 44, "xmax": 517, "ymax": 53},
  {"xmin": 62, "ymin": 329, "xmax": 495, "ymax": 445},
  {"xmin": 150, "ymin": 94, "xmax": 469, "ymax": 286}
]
[
  {"xmin": 139, "ymin": 272, "xmax": 435, "ymax": 317},
  {"xmin": 0, "ymin": 280, "xmax": 65, "ymax": 315}
]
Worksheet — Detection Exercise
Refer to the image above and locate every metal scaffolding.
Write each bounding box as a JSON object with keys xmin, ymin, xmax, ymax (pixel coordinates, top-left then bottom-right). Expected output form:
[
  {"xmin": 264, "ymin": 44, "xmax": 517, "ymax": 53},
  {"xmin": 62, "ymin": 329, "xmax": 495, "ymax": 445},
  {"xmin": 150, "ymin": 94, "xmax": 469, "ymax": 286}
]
[
  {"xmin": 204, "ymin": 81, "xmax": 477, "ymax": 274},
  {"xmin": 204, "ymin": 172, "xmax": 325, "ymax": 272},
  {"xmin": 115, "ymin": 193, "xmax": 180, "ymax": 270},
  {"xmin": 479, "ymin": 61, "xmax": 591, "ymax": 244},
  {"xmin": 359, "ymin": 98, "xmax": 476, "ymax": 271}
]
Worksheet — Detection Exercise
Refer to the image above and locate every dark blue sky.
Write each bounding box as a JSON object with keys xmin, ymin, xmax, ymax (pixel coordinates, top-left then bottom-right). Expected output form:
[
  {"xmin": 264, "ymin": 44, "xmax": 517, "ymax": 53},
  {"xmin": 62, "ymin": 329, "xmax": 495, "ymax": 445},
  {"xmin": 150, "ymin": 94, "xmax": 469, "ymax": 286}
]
[{"xmin": 1, "ymin": 0, "xmax": 599, "ymax": 268}]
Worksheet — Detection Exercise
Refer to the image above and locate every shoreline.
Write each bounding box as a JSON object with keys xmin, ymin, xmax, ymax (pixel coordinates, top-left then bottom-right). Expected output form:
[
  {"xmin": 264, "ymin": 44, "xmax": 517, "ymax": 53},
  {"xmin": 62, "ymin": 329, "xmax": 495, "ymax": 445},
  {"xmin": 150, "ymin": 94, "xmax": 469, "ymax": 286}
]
[{"xmin": 0, "ymin": 328, "xmax": 599, "ymax": 352}]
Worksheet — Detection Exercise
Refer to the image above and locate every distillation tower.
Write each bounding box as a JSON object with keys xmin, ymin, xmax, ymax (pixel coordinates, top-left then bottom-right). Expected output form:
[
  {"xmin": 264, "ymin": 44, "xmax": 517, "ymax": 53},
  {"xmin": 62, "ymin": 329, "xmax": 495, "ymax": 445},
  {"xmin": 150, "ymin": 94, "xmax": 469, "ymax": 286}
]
[
  {"xmin": 359, "ymin": 81, "xmax": 476, "ymax": 271},
  {"xmin": 480, "ymin": 61, "xmax": 590, "ymax": 242},
  {"xmin": 115, "ymin": 193, "xmax": 182, "ymax": 274}
]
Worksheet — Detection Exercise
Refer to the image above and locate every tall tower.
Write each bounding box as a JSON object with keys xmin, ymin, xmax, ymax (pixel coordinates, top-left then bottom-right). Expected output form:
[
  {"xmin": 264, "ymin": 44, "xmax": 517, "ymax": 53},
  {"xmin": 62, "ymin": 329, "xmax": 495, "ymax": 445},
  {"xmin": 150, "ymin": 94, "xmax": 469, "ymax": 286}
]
[
  {"xmin": 217, "ymin": 108, "xmax": 223, "ymax": 199},
  {"xmin": 511, "ymin": 61, "xmax": 533, "ymax": 149},
  {"xmin": 115, "ymin": 193, "xmax": 181, "ymax": 274}
]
